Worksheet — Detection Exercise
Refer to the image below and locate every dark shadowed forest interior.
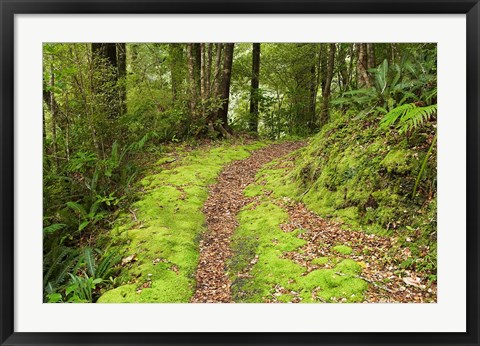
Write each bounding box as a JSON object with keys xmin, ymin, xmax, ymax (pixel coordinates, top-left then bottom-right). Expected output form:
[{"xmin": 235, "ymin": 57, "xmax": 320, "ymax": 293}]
[{"xmin": 43, "ymin": 43, "xmax": 437, "ymax": 303}]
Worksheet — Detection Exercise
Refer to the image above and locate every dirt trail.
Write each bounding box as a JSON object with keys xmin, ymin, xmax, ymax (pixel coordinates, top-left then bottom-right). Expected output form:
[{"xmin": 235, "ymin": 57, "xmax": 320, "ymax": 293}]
[{"xmin": 191, "ymin": 141, "xmax": 305, "ymax": 303}]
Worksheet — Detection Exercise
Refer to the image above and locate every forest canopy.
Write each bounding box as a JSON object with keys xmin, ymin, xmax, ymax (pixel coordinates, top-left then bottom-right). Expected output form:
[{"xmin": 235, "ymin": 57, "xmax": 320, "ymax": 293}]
[{"xmin": 43, "ymin": 43, "xmax": 437, "ymax": 303}]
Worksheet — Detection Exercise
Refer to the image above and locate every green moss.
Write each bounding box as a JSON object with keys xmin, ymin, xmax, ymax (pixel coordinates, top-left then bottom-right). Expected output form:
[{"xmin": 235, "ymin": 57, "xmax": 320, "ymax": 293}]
[
  {"xmin": 380, "ymin": 149, "xmax": 412, "ymax": 174},
  {"xmin": 277, "ymin": 294, "xmax": 294, "ymax": 303},
  {"xmin": 311, "ymin": 257, "xmax": 329, "ymax": 265},
  {"xmin": 298, "ymin": 265, "xmax": 367, "ymax": 303},
  {"xmin": 229, "ymin": 200, "xmax": 368, "ymax": 303},
  {"xmin": 335, "ymin": 259, "xmax": 362, "ymax": 275},
  {"xmin": 333, "ymin": 245, "xmax": 353, "ymax": 255},
  {"xmin": 99, "ymin": 142, "xmax": 268, "ymax": 303},
  {"xmin": 243, "ymin": 184, "xmax": 265, "ymax": 197}
]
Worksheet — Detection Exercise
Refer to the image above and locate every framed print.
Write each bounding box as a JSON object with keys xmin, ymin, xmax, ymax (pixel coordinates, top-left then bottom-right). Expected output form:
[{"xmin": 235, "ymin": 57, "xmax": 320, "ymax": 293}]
[{"xmin": 1, "ymin": 0, "xmax": 479, "ymax": 345}]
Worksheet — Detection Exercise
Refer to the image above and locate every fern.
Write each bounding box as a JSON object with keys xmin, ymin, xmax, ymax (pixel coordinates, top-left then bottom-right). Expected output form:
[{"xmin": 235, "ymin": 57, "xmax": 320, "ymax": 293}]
[
  {"xmin": 66, "ymin": 201, "xmax": 87, "ymax": 217},
  {"xmin": 399, "ymin": 104, "xmax": 437, "ymax": 134},
  {"xmin": 83, "ymin": 247, "xmax": 96, "ymax": 277},
  {"xmin": 380, "ymin": 103, "xmax": 437, "ymax": 134},
  {"xmin": 43, "ymin": 244, "xmax": 79, "ymax": 296},
  {"xmin": 43, "ymin": 223, "xmax": 66, "ymax": 235},
  {"xmin": 95, "ymin": 251, "xmax": 120, "ymax": 279}
]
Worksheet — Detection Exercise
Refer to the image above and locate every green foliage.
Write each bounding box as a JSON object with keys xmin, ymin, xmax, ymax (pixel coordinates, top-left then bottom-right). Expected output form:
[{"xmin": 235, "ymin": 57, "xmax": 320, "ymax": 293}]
[
  {"xmin": 45, "ymin": 246, "xmax": 120, "ymax": 303},
  {"xmin": 381, "ymin": 103, "xmax": 437, "ymax": 134},
  {"xmin": 333, "ymin": 44, "xmax": 437, "ymax": 121},
  {"xmin": 66, "ymin": 273, "xmax": 103, "ymax": 303},
  {"xmin": 43, "ymin": 244, "xmax": 80, "ymax": 299}
]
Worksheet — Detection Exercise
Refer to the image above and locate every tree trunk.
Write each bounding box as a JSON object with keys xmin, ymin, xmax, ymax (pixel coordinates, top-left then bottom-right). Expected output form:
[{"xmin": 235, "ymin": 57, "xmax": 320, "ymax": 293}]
[
  {"xmin": 200, "ymin": 43, "xmax": 206, "ymax": 118},
  {"xmin": 186, "ymin": 43, "xmax": 198, "ymax": 120},
  {"xmin": 193, "ymin": 43, "xmax": 201, "ymax": 95},
  {"xmin": 211, "ymin": 43, "xmax": 223, "ymax": 102},
  {"xmin": 92, "ymin": 43, "xmax": 118, "ymax": 120},
  {"xmin": 206, "ymin": 43, "xmax": 213, "ymax": 99},
  {"xmin": 217, "ymin": 43, "xmax": 234, "ymax": 134},
  {"xmin": 356, "ymin": 43, "xmax": 371, "ymax": 88},
  {"xmin": 346, "ymin": 43, "xmax": 355, "ymax": 90},
  {"xmin": 337, "ymin": 44, "xmax": 349, "ymax": 92},
  {"xmin": 249, "ymin": 43, "xmax": 260, "ymax": 133},
  {"xmin": 319, "ymin": 43, "xmax": 336, "ymax": 126},
  {"xmin": 117, "ymin": 43, "xmax": 127, "ymax": 115},
  {"xmin": 367, "ymin": 43, "xmax": 376, "ymax": 70},
  {"xmin": 169, "ymin": 44, "xmax": 184, "ymax": 105},
  {"xmin": 49, "ymin": 63, "xmax": 58, "ymax": 167}
]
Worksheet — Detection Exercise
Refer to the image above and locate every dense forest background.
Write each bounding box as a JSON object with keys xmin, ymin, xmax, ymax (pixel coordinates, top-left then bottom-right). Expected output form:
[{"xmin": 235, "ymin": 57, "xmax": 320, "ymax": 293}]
[{"xmin": 43, "ymin": 43, "xmax": 437, "ymax": 303}]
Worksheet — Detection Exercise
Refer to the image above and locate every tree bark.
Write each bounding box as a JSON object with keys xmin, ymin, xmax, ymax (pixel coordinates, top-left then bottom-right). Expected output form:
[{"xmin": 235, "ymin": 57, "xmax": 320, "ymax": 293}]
[
  {"xmin": 337, "ymin": 44, "xmax": 349, "ymax": 92},
  {"xmin": 206, "ymin": 43, "xmax": 213, "ymax": 99},
  {"xmin": 186, "ymin": 43, "xmax": 198, "ymax": 120},
  {"xmin": 249, "ymin": 43, "xmax": 260, "ymax": 133},
  {"xmin": 168, "ymin": 44, "xmax": 184, "ymax": 105},
  {"xmin": 49, "ymin": 63, "xmax": 58, "ymax": 167},
  {"xmin": 367, "ymin": 43, "xmax": 376, "ymax": 70},
  {"xmin": 200, "ymin": 43, "xmax": 206, "ymax": 118},
  {"xmin": 211, "ymin": 43, "xmax": 223, "ymax": 102},
  {"xmin": 92, "ymin": 43, "xmax": 118, "ymax": 120},
  {"xmin": 217, "ymin": 43, "xmax": 234, "ymax": 133},
  {"xmin": 356, "ymin": 43, "xmax": 371, "ymax": 88},
  {"xmin": 319, "ymin": 43, "xmax": 336, "ymax": 126},
  {"xmin": 117, "ymin": 43, "xmax": 127, "ymax": 115}
]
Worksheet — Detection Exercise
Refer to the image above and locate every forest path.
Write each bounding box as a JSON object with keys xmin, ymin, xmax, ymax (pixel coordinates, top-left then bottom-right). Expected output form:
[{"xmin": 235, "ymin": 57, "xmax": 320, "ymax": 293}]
[{"xmin": 191, "ymin": 141, "xmax": 305, "ymax": 303}]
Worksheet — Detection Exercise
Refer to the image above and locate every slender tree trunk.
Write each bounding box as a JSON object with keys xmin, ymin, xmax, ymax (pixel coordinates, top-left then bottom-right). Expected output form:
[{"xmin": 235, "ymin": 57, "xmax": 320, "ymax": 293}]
[
  {"xmin": 200, "ymin": 43, "xmax": 207, "ymax": 118},
  {"xmin": 211, "ymin": 43, "xmax": 223, "ymax": 101},
  {"xmin": 319, "ymin": 43, "xmax": 336, "ymax": 126},
  {"xmin": 42, "ymin": 84, "xmax": 47, "ymax": 149},
  {"xmin": 117, "ymin": 43, "xmax": 127, "ymax": 115},
  {"xmin": 193, "ymin": 43, "xmax": 201, "ymax": 96},
  {"xmin": 186, "ymin": 43, "xmax": 198, "ymax": 120},
  {"xmin": 249, "ymin": 43, "xmax": 260, "ymax": 133},
  {"xmin": 206, "ymin": 43, "xmax": 213, "ymax": 99},
  {"xmin": 320, "ymin": 44, "xmax": 327, "ymax": 93},
  {"xmin": 217, "ymin": 43, "xmax": 234, "ymax": 135},
  {"xmin": 169, "ymin": 44, "xmax": 183, "ymax": 105},
  {"xmin": 346, "ymin": 43, "xmax": 355, "ymax": 90},
  {"xmin": 207, "ymin": 43, "xmax": 223, "ymax": 135},
  {"xmin": 337, "ymin": 44, "xmax": 349, "ymax": 92},
  {"xmin": 367, "ymin": 43, "xmax": 376, "ymax": 70},
  {"xmin": 308, "ymin": 61, "xmax": 317, "ymax": 130},
  {"xmin": 64, "ymin": 92, "xmax": 70, "ymax": 161},
  {"xmin": 356, "ymin": 43, "xmax": 371, "ymax": 88},
  {"xmin": 49, "ymin": 63, "xmax": 58, "ymax": 167}
]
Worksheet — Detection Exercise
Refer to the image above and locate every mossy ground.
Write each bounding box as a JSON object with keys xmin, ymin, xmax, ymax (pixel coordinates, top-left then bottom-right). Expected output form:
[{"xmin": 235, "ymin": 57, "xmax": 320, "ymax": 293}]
[
  {"xmin": 239, "ymin": 112, "xmax": 437, "ymax": 277},
  {"xmin": 98, "ymin": 141, "xmax": 268, "ymax": 303},
  {"xmin": 229, "ymin": 111, "xmax": 437, "ymax": 302},
  {"xmin": 229, "ymin": 199, "xmax": 368, "ymax": 303}
]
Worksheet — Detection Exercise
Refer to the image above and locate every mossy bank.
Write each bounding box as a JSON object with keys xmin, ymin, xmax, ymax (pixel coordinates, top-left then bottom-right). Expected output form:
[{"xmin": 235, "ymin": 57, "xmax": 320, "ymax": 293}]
[{"xmin": 97, "ymin": 141, "xmax": 268, "ymax": 303}]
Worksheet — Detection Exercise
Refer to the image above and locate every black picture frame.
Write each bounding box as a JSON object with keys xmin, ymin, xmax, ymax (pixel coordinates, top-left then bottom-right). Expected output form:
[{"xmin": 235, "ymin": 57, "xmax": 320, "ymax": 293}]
[{"xmin": 1, "ymin": 1, "xmax": 478, "ymax": 345}]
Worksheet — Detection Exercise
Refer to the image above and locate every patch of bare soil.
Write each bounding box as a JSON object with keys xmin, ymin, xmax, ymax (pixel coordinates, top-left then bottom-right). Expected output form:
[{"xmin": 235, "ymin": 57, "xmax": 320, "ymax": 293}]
[{"xmin": 191, "ymin": 141, "xmax": 305, "ymax": 303}]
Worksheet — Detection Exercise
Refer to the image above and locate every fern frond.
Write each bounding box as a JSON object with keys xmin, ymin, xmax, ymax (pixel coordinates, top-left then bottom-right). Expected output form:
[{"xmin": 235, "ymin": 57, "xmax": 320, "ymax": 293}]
[
  {"xmin": 96, "ymin": 251, "xmax": 120, "ymax": 279},
  {"xmin": 43, "ymin": 245, "xmax": 79, "ymax": 292},
  {"xmin": 66, "ymin": 201, "xmax": 87, "ymax": 217},
  {"xmin": 381, "ymin": 103, "xmax": 437, "ymax": 133},
  {"xmin": 399, "ymin": 104, "xmax": 437, "ymax": 134},
  {"xmin": 380, "ymin": 103, "xmax": 415, "ymax": 128},
  {"xmin": 43, "ymin": 223, "xmax": 66, "ymax": 235},
  {"xmin": 83, "ymin": 247, "xmax": 96, "ymax": 278}
]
